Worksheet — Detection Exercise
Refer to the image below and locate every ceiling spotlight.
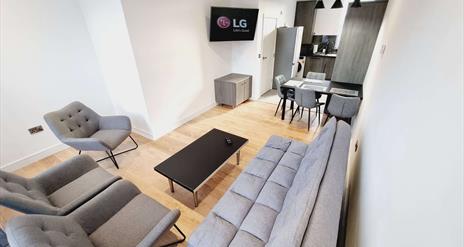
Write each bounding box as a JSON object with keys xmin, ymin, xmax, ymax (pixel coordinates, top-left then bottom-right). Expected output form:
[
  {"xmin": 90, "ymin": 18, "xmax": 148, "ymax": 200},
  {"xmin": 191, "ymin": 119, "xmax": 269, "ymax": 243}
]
[
  {"xmin": 351, "ymin": 0, "xmax": 362, "ymax": 8},
  {"xmin": 331, "ymin": 0, "xmax": 343, "ymax": 9},
  {"xmin": 315, "ymin": 0, "xmax": 325, "ymax": 9}
]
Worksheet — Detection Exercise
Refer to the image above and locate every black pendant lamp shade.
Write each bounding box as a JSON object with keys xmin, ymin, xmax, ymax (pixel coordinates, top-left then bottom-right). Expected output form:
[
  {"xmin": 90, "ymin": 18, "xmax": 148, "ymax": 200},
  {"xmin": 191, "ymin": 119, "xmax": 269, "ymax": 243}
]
[
  {"xmin": 351, "ymin": 0, "xmax": 362, "ymax": 8},
  {"xmin": 331, "ymin": 0, "xmax": 344, "ymax": 9},
  {"xmin": 315, "ymin": 0, "xmax": 325, "ymax": 9}
]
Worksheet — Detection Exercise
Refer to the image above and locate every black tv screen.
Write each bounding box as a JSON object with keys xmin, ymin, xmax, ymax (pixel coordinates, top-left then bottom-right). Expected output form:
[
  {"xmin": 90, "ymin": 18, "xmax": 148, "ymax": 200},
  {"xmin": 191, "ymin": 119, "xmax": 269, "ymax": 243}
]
[{"xmin": 210, "ymin": 7, "xmax": 259, "ymax": 42}]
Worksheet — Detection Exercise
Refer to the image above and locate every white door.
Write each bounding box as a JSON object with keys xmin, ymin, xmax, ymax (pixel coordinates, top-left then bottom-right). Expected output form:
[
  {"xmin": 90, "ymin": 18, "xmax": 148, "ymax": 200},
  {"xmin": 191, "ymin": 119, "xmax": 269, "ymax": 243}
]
[{"xmin": 260, "ymin": 17, "xmax": 278, "ymax": 96}]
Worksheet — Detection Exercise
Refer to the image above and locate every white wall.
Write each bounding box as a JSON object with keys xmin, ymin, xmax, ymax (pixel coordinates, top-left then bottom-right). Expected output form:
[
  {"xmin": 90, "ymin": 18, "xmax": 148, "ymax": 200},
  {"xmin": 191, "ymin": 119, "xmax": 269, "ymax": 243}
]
[
  {"xmin": 313, "ymin": 0, "xmax": 349, "ymax": 41},
  {"xmin": 0, "ymin": 0, "xmax": 115, "ymax": 170},
  {"xmin": 78, "ymin": 0, "xmax": 154, "ymax": 138},
  {"xmin": 345, "ymin": 0, "xmax": 464, "ymax": 246},
  {"xmin": 120, "ymin": 0, "xmax": 297, "ymax": 138}
]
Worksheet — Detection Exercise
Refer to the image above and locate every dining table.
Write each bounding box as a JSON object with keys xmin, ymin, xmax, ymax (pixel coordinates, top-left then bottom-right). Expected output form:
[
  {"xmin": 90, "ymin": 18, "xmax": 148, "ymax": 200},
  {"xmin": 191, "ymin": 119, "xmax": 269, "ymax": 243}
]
[{"xmin": 280, "ymin": 78, "xmax": 363, "ymax": 120}]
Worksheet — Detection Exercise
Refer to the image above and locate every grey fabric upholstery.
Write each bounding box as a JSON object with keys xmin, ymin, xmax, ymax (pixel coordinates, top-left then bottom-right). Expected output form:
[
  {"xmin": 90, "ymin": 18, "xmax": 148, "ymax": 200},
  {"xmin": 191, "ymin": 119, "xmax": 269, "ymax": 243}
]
[
  {"xmin": 306, "ymin": 72, "xmax": 326, "ymax": 80},
  {"xmin": 294, "ymin": 87, "xmax": 317, "ymax": 108},
  {"xmin": 5, "ymin": 215, "xmax": 95, "ymax": 247},
  {"xmin": 0, "ymin": 155, "xmax": 120, "ymax": 215},
  {"xmin": 44, "ymin": 101, "xmax": 131, "ymax": 151},
  {"xmin": 189, "ymin": 118, "xmax": 351, "ymax": 247},
  {"xmin": 274, "ymin": 74, "xmax": 294, "ymax": 100},
  {"xmin": 5, "ymin": 180, "xmax": 181, "ymax": 247},
  {"xmin": 327, "ymin": 94, "xmax": 361, "ymax": 119}
]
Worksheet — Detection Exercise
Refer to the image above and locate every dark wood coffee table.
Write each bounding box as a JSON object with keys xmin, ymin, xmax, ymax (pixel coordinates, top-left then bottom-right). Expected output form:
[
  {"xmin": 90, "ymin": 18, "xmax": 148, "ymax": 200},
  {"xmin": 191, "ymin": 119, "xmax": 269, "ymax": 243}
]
[{"xmin": 154, "ymin": 129, "xmax": 248, "ymax": 207}]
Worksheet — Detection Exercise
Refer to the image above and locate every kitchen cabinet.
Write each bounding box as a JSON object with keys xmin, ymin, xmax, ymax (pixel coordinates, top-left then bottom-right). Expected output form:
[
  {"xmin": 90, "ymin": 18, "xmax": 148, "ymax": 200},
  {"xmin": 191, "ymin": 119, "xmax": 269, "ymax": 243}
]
[
  {"xmin": 304, "ymin": 56, "xmax": 336, "ymax": 80},
  {"xmin": 294, "ymin": 1, "xmax": 316, "ymax": 44},
  {"xmin": 332, "ymin": 2, "xmax": 387, "ymax": 84}
]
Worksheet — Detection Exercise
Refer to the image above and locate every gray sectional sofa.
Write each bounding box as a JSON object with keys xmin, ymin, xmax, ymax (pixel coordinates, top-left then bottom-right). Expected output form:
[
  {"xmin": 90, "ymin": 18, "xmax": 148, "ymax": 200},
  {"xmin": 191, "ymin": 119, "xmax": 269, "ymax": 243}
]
[{"xmin": 189, "ymin": 118, "xmax": 351, "ymax": 247}]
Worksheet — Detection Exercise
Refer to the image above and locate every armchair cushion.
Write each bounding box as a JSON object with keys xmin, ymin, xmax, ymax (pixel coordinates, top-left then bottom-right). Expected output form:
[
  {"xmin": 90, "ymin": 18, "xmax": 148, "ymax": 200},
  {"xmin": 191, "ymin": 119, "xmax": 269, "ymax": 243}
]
[
  {"xmin": 90, "ymin": 129, "xmax": 131, "ymax": 150},
  {"xmin": 5, "ymin": 215, "xmax": 94, "ymax": 247},
  {"xmin": 0, "ymin": 155, "xmax": 120, "ymax": 216},
  {"xmin": 99, "ymin": 116, "xmax": 131, "ymax": 131},
  {"xmin": 61, "ymin": 137, "xmax": 110, "ymax": 151},
  {"xmin": 69, "ymin": 180, "xmax": 180, "ymax": 247},
  {"xmin": 0, "ymin": 171, "xmax": 57, "ymax": 215}
]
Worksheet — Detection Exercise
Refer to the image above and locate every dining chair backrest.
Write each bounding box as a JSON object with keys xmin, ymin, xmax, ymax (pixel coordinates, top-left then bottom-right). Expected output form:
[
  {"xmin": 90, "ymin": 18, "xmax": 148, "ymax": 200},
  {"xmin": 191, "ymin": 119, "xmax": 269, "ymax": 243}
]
[
  {"xmin": 274, "ymin": 74, "xmax": 287, "ymax": 99},
  {"xmin": 327, "ymin": 94, "xmax": 361, "ymax": 118},
  {"xmin": 306, "ymin": 72, "xmax": 326, "ymax": 80},
  {"xmin": 295, "ymin": 87, "xmax": 317, "ymax": 108}
]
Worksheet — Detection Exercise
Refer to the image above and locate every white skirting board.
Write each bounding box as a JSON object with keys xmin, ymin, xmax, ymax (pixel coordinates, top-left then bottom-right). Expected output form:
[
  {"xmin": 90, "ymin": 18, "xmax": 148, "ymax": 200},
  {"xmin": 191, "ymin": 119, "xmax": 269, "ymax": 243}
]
[{"xmin": 0, "ymin": 143, "xmax": 68, "ymax": 172}]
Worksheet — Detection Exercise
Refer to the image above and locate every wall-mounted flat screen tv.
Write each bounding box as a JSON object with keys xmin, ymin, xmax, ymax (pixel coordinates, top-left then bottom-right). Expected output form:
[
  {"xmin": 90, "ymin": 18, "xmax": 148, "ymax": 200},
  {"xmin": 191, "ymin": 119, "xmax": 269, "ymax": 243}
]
[{"xmin": 210, "ymin": 7, "xmax": 259, "ymax": 42}]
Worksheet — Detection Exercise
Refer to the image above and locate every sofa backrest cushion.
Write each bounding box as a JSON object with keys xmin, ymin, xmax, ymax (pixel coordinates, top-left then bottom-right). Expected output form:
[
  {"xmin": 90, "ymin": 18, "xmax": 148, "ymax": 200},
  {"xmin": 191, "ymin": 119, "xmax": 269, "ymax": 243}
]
[
  {"xmin": 267, "ymin": 118, "xmax": 337, "ymax": 247},
  {"xmin": 44, "ymin": 101, "xmax": 101, "ymax": 140},
  {"xmin": 301, "ymin": 120, "xmax": 351, "ymax": 247}
]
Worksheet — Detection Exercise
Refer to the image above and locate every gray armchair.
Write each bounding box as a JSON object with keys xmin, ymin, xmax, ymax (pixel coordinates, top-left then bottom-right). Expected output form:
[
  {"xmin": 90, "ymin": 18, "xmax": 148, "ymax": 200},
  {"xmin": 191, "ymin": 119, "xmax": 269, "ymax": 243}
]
[
  {"xmin": 0, "ymin": 155, "xmax": 120, "ymax": 216},
  {"xmin": 44, "ymin": 101, "xmax": 138, "ymax": 169},
  {"xmin": 326, "ymin": 94, "xmax": 361, "ymax": 124},
  {"xmin": 5, "ymin": 180, "xmax": 185, "ymax": 247}
]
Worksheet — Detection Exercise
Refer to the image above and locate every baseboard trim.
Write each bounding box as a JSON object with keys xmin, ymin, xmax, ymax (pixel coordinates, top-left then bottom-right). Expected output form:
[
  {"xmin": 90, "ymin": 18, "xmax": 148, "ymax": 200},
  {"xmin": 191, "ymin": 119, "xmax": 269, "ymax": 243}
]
[
  {"xmin": 0, "ymin": 143, "xmax": 68, "ymax": 172},
  {"xmin": 132, "ymin": 127, "xmax": 155, "ymax": 140},
  {"xmin": 152, "ymin": 102, "xmax": 218, "ymax": 140}
]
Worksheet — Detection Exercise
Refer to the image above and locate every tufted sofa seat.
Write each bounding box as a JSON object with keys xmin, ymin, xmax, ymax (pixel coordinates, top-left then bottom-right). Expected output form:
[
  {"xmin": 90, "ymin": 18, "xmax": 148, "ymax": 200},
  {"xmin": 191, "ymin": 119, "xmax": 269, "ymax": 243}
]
[
  {"xmin": 5, "ymin": 180, "xmax": 183, "ymax": 247},
  {"xmin": 0, "ymin": 155, "xmax": 120, "ymax": 215},
  {"xmin": 188, "ymin": 118, "xmax": 351, "ymax": 247}
]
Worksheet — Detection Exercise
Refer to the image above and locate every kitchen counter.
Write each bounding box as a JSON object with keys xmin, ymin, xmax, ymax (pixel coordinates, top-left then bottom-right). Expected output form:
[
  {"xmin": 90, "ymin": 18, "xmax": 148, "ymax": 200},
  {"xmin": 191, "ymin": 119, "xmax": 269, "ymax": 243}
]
[{"xmin": 309, "ymin": 53, "xmax": 337, "ymax": 58}]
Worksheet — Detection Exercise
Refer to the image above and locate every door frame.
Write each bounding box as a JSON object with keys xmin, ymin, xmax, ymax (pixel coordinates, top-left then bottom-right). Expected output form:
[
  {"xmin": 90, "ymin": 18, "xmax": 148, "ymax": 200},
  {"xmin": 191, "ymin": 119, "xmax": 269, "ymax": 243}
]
[{"xmin": 259, "ymin": 16, "xmax": 278, "ymax": 96}]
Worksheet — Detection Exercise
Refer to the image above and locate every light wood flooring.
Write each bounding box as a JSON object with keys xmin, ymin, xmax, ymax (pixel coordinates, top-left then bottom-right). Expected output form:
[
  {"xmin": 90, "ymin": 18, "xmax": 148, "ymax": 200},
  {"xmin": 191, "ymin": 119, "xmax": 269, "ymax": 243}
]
[{"xmin": 0, "ymin": 100, "xmax": 325, "ymax": 245}]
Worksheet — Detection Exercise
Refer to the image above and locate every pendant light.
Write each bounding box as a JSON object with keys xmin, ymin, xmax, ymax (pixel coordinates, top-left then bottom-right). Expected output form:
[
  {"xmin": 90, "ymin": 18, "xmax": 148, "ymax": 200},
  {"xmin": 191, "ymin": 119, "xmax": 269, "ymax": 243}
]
[
  {"xmin": 315, "ymin": 0, "xmax": 325, "ymax": 9},
  {"xmin": 331, "ymin": 0, "xmax": 343, "ymax": 9},
  {"xmin": 351, "ymin": 0, "xmax": 362, "ymax": 8}
]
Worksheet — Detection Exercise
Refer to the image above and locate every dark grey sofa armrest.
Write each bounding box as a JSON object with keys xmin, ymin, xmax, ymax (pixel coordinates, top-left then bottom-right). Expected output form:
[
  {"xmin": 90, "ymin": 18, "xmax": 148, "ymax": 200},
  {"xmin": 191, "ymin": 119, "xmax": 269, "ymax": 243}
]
[
  {"xmin": 99, "ymin": 115, "xmax": 131, "ymax": 131},
  {"xmin": 136, "ymin": 209, "xmax": 181, "ymax": 247},
  {"xmin": 33, "ymin": 155, "xmax": 99, "ymax": 195},
  {"xmin": 62, "ymin": 137, "xmax": 110, "ymax": 151},
  {"xmin": 68, "ymin": 180, "xmax": 141, "ymax": 234}
]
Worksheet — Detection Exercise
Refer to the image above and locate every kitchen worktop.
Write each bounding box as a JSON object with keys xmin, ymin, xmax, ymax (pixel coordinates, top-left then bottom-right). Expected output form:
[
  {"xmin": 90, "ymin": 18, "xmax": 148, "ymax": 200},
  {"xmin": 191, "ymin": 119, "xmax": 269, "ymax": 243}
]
[{"xmin": 309, "ymin": 53, "xmax": 337, "ymax": 58}]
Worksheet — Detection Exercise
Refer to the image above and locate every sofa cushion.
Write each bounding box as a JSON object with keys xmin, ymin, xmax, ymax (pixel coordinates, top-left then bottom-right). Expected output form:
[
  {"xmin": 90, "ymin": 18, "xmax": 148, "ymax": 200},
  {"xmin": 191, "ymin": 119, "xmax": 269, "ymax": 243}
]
[
  {"xmin": 5, "ymin": 215, "xmax": 94, "ymax": 247},
  {"xmin": 229, "ymin": 230, "xmax": 265, "ymax": 247},
  {"xmin": 212, "ymin": 191, "xmax": 254, "ymax": 228},
  {"xmin": 230, "ymin": 173, "xmax": 266, "ymax": 201},
  {"xmin": 244, "ymin": 158, "xmax": 278, "ymax": 179},
  {"xmin": 240, "ymin": 203, "xmax": 278, "ymax": 242}
]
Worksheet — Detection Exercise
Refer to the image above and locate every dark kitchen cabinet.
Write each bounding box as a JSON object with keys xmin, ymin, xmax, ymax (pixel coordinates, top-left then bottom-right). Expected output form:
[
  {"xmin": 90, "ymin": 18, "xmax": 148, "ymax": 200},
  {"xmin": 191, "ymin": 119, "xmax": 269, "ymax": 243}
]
[
  {"xmin": 304, "ymin": 56, "xmax": 336, "ymax": 80},
  {"xmin": 332, "ymin": 2, "xmax": 387, "ymax": 84},
  {"xmin": 294, "ymin": 1, "xmax": 316, "ymax": 44}
]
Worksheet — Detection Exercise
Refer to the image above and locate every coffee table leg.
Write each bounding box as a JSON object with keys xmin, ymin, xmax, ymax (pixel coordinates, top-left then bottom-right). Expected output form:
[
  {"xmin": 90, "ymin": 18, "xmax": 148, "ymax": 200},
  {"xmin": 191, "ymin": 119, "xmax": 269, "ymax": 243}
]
[
  {"xmin": 168, "ymin": 179, "xmax": 174, "ymax": 193},
  {"xmin": 193, "ymin": 191, "xmax": 198, "ymax": 207},
  {"xmin": 236, "ymin": 151, "xmax": 240, "ymax": 165}
]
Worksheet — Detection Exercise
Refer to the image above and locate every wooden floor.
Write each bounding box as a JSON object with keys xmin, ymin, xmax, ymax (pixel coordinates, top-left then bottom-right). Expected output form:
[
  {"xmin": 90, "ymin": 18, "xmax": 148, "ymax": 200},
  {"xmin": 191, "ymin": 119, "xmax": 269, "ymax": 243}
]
[{"xmin": 0, "ymin": 100, "xmax": 325, "ymax": 245}]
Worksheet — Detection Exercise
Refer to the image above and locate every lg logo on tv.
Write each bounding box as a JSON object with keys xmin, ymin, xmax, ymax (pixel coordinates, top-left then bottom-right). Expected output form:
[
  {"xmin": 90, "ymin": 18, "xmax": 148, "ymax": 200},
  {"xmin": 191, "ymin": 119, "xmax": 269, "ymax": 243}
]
[{"xmin": 217, "ymin": 16, "xmax": 247, "ymax": 29}]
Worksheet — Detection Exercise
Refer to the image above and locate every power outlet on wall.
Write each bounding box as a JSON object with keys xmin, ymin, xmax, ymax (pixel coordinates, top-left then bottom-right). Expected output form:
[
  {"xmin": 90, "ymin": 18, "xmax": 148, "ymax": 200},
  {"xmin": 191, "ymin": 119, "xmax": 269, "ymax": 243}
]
[{"xmin": 28, "ymin": 125, "xmax": 44, "ymax": 135}]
